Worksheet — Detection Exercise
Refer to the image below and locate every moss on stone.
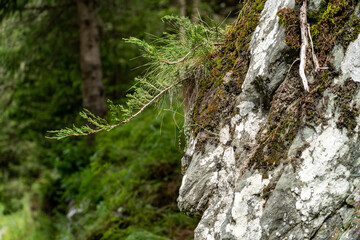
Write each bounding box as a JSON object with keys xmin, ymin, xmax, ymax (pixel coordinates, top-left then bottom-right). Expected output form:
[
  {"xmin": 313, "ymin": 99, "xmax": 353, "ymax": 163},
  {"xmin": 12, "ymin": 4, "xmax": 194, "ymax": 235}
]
[
  {"xmin": 191, "ymin": 0, "xmax": 266, "ymax": 134},
  {"xmin": 190, "ymin": 0, "xmax": 360, "ymax": 173},
  {"xmin": 249, "ymin": 0, "xmax": 360, "ymax": 173},
  {"xmin": 277, "ymin": 8, "xmax": 301, "ymax": 50},
  {"xmin": 249, "ymin": 67, "xmax": 304, "ymax": 171},
  {"xmin": 333, "ymin": 79, "xmax": 360, "ymax": 136},
  {"xmin": 309, "ymin": 0, "xmax": 360, "ymax": 64}
]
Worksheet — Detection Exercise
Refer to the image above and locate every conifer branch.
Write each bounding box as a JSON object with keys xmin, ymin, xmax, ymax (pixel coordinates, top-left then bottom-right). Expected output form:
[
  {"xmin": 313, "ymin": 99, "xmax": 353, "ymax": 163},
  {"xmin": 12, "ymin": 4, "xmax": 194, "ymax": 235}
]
[
  {"xmin": 47, "ymin": 15, "xmax": 224, "ymax": 140},
  {"xmin": 47, "ymin": 78, "xmax": 187, "ymax": 139},
  {"xmin": 157, "ymin": 44, "xmax": 202, "ymax": 64}
]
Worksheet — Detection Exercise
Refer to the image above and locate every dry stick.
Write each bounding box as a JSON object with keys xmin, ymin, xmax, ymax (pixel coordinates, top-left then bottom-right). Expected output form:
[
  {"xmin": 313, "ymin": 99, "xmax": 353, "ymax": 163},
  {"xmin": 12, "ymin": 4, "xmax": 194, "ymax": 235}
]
[
  {"xmin": 288, "ymin": 58, "xmax": 300, "ymax": 75},
  {"xmin": 307, "ymin": 23, "xmax": 328, "ymax": 72},
  {"xmin": 74, "ymin": 78, "xmax": 188, "ymax": 136},
  {"xmin": 299, "ymin": 0, "xmax": 310, "ymax": 92},
  {"xmin": 307, "ymin": 23, "xmax": 320, "ymax": 72}
]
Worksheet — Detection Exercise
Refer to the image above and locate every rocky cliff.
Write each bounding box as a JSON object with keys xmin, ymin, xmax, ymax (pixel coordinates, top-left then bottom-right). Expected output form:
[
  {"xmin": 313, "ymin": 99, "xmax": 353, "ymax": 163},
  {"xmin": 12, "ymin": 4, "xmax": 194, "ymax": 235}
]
[{"xmin": 178, "ymin": 0, "xmax": 360, "ymax": 239}]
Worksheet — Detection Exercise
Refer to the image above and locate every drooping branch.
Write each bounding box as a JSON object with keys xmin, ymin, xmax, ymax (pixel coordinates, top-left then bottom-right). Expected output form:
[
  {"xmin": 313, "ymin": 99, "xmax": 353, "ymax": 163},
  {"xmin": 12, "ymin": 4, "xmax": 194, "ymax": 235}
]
[
  {"xmin": 48, "ymin": 77, "xmax": 187, "ymax": 138},
  {"xmin": 111, "ymin": 78, "xmax": 186, "ymax": 127},
  {"xmin": 48, "ymin": 15, "xmax": 223, "ymax": 140},
  {"xmin": 299, "ymin": 0, "xmax": 309, "ymax": 92}
]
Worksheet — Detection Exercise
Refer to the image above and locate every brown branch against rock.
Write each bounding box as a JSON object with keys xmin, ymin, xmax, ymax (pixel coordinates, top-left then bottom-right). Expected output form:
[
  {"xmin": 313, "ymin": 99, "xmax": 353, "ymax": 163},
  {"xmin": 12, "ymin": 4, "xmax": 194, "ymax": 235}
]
[{"xmin": 307, "ymin": 23, "xmax": 328, "ymax": 72}]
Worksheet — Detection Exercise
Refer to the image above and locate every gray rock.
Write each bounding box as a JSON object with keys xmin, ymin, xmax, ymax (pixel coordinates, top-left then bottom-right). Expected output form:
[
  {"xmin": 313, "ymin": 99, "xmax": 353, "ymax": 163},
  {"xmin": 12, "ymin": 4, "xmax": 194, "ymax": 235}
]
[
  {"xmin": 341, "ymin": 34, "xmax": 360, "ymax": 82},
  {"xmin": 308, "ymin": 0, "xmax": 324, "ymax": 12},
  {"xmin": 332, "ymin": 45, "xmax": 345, "ymax": 72},
  {"xmin": 355, "ymin": 3, "xmax": 360, "ymax": 18},
  {"xmin": 242, "ymin": 0, "xmax": 295, "ymax": 99},
  {"xmin": 178, "ymin": 1, "xmax": 360, "ymax": 239}
]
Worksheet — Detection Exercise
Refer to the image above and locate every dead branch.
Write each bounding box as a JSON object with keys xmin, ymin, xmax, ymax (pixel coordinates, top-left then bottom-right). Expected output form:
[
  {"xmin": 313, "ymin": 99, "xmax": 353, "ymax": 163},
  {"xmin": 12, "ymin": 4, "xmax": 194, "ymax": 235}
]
[
  {"xmin": 299, "ymin": 0, "xmax": 309, "ymax": 92},
  {"xmin": 287, "ymin": 58, "xmax": 300, "ymax": 75},
  {"xmin": 307, "ymin": 23, "xmax": 320, "ymax": 72},
  {"xmin": 307, "ymin": 23, "xmax": 328, "ymax": 72},
  {"xmin": 298, "ymin": 0, "xmax": 329, "ymax": 92}
]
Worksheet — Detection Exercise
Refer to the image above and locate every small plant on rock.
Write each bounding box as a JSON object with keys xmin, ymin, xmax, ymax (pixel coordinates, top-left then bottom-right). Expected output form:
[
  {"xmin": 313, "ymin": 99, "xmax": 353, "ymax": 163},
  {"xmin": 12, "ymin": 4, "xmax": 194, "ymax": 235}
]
[{"xmin": 47, "ymin": 15, "xmax": 224, "ymax": 139}]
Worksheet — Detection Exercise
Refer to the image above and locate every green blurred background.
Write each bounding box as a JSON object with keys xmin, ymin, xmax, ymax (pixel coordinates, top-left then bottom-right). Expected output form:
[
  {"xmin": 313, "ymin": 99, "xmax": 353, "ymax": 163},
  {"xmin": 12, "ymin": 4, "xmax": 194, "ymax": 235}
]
[{"xmin": 0, "ymin": 0, "xmax": 238, "ymax": 239}]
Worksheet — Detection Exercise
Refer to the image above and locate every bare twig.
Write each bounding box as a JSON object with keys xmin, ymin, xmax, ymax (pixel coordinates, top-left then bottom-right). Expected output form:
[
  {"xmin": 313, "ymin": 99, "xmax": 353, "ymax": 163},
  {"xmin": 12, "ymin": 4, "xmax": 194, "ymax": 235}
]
[
  {"xmin": 307, "ymin": 23, "xmax": 320, "ymax": 72},
  {"xmin": 299, "ymin": 0, "xmax": 309, "ymax": 92},
  {"xmin": 307, "ymin": 23, "xmax": 328, "ymax": 72},
  {"xmin": 191, "ymin": 0, "xmax": 200, "ymax": 23},
  {"xmin": 287, "ymin": 58, "xmax": 300, "ymax": 75},
  {"xmin": 298, "ymin": 1, "xmax": 328, "ymax": 92}
]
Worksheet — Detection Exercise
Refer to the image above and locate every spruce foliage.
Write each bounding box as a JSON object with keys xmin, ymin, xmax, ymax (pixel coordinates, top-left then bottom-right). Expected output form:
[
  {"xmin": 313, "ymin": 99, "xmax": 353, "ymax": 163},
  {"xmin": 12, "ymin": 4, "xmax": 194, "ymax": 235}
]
[{"xmin": 47, "ymin": 15, "xmax": 224, "ymax": 139}]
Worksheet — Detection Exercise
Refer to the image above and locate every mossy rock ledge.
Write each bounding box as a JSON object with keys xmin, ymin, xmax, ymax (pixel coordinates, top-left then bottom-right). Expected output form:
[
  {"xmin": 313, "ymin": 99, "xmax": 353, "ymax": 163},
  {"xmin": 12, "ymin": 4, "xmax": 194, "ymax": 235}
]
[{"xmin": 178, "ymin": 0, "xmax": 360, "ymax": 239}]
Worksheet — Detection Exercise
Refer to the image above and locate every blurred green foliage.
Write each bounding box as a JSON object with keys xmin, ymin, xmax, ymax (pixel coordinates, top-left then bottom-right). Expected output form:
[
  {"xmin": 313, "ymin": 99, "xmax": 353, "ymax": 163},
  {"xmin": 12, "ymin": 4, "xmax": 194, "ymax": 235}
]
[
  {"xmin": 0, "ymin": 0, "xmax": 237, "ymax": 239},
  {"xmin": 51, "ymin": 109, "xmax": 198, "ymax": 239},
  {"xmin": 49, "ymin": 15, "xmax": 225, "ymax": 139}
]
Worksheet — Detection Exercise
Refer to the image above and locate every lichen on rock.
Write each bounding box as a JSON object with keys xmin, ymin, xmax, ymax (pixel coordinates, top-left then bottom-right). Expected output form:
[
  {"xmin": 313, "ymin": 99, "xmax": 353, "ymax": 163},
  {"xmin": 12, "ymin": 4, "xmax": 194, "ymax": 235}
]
[{"xmin": 178, "ymin": 0, "xmax": 360, "ymax": 239}]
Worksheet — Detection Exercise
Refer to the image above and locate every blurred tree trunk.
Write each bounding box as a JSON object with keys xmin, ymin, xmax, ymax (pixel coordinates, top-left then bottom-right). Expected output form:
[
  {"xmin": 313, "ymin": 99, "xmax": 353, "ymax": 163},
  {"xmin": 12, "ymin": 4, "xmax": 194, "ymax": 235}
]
[
  {"xmin": 77, "ymin": 0, "xmax": 106, "ymax": 119},
  {"xmin": 179, "ymin": 0, "xmax": 186, "ymax": 17},
  {"xmin": 191, "ymin": 0, "xmax": 200, "ymax": 23}
]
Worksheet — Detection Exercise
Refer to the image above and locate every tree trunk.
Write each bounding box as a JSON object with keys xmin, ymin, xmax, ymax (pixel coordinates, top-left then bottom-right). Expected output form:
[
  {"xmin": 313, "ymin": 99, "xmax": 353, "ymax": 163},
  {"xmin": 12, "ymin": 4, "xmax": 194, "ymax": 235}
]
[
  {"xmin": 77, "ymin": 0, "xmax": 106, "ymax": 119},
  {"xmin": 179, "ymin": 0, "xmax": 186, "ymax": 18},
  {"xmin": 191, "ymin": 0, "xmax": 200, "ymax": 23}
]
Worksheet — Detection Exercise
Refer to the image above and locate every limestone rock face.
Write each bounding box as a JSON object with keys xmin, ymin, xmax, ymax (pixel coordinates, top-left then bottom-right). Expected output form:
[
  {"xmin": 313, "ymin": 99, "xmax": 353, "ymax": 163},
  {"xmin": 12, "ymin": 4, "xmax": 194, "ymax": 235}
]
[
  {"xmin": 308, "ymin": 0, "xmax": 324, "ymax": 12},
  {"xmin": 178, "ymin": 0, "xmax": 360, "ymax": 239}
]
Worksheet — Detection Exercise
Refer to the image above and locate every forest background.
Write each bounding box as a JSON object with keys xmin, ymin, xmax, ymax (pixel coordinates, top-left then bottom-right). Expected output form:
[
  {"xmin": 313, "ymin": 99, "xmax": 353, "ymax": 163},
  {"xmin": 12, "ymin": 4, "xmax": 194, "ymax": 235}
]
[{"xmin": 0, "ymin": 0, "xmax": 238, "ymax": 239}]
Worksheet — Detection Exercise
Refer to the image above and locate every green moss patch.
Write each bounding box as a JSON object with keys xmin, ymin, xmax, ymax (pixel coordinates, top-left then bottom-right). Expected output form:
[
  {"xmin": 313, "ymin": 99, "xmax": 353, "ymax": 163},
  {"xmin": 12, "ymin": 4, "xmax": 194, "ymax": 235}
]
[
  {"xmin": 249, "ymin": 66, "xmax": 343, "ymax": 172},
  {"xmin": 310, "ymin": 0, "xmax": 360, "ymax": 65},
  {"xmin": 249, "ymin": 0, "xmax": 360, "ymax": 173},
  {"xmin": 192, "ymin": 0, "xmax": 266, "ymax": 134},
  {"xmin": 277, "ymin": 8, "xmax": 301, "ymax": 50},
  {"xmin": 333, "ymin": 79, "xmax": 360, "ymax": 136},
  {"xmin": 249, "ymin": 66, "xmax": 304, "ymax": 171}
]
